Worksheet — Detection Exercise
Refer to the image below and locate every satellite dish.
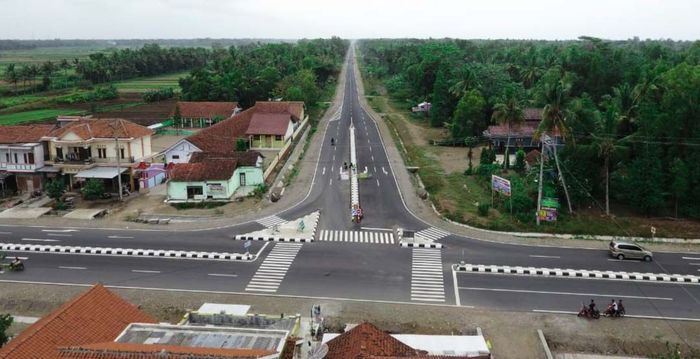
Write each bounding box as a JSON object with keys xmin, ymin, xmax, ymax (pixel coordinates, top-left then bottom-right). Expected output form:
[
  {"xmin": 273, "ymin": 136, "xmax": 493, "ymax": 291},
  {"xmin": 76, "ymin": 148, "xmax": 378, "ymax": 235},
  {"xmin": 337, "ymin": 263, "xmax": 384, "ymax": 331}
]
[{"xmin": 308, "ymin": 344, "xmax": 329, "ymax": 359}]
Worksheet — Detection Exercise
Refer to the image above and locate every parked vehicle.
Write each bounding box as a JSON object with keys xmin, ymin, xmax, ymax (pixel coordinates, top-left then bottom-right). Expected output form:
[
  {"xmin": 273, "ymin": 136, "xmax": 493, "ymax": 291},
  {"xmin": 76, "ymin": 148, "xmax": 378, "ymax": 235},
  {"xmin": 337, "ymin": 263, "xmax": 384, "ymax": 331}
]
[{"xmin": 609, "ymin": 241, "xmax": 653, "ymax": 261}]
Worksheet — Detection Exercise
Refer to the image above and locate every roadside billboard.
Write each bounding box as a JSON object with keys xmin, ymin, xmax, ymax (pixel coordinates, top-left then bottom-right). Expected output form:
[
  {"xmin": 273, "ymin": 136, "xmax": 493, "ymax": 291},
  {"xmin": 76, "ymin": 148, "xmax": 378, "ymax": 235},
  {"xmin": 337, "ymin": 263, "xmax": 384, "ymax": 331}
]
[{"xmin": 491, "ymin": 175, "xmax": 511, "ymax": 197}]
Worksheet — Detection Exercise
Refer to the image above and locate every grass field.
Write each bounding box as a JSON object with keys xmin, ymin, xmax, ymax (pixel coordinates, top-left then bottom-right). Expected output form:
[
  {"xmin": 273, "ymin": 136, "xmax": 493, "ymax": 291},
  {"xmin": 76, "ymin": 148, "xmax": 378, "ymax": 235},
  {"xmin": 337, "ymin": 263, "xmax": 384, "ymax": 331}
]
[
  {"xmin": 0, "ymin": 108, "xmax": 84, "ymax": 125},
  {"xmin": 112, "ymin": 71, "xmax": 188, "ymax": 92}
]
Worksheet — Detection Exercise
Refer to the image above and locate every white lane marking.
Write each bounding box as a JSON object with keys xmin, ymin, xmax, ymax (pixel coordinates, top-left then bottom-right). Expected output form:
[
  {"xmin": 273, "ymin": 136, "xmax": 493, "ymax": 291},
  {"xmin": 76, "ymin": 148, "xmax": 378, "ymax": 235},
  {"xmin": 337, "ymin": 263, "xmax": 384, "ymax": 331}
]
[
  {"xmin": 607, "ymin": 259, "xmax": 641, "ymax": 262},
  {"xmin": 21, "ymin": 238, "xmax": 60, "ymax": 242},
  {"xmin": 332, "ymin": 154, "xmax": 335, "ymax": 162},
  {"xmin": 322, "ymin": 167, "xmax": 326, "ymax": 175},
  {"xmin": 382, "ymin": 167, "xmax": 388, "ymax": 175},
  {"xmin": 371, "ymin": 155, "xmax": 375, "ymax": 162},
  {"xmin": 529, "ymin": 255, "xmax": 560, "ymax": 259},
  {"xmin": 59, "ymin": 266, "xmax": 86, "ymax": 270},
  {"xmin": 688, "ymin": 263, "xmax": 700, "ymax": 266},
  {"xmin": 42, "ymin": 229, "xmax": 77, "ymax": 233},
  {"xmin": 0, "ymin": 232, "xmax": 12, "ymax": 235},
  {"xmin": 208, "ymin": 273, "xmax": 239, "ymax": 278},
  {"xmin": 108, "ymin": 235, "xmax": 134, "ymax": 239},
  {"xmin": 329, "ymin": 178, "xmax": 333, "ymax": 186},
  {"xmin": 131, "ymin": 270, "xmax": 161, "ymax": 274},
  {"xmin": 682, "ymin": 257, "xmax": 700, "ymax": 260},
  {"xmin": 376, "ymin": 179, "xmax": 380, "ymax": 187},
  {"xmin": 532, "ymin": 309, "xmax": 700, "ymax": 322},
  {"xmin": 452, "ymin": 269, "xmax": 461, "ymax": 306},
  {"xmin": 459, "ymin": 287, "xmax": 673, "ymax": 301},
  {"xmin": 373, "ymin": 166, "xmax": 377, "ymax": 173},
  {"xmin": 360, "ymin": 227, "xmax": 393, "ymax": 232},
  {"xmin": 47, "ymin": 233, "xmax": 72, "ymax": 237},
  {"xmin": 369, "ymin": 146, "xmax": 372, "ymax": 152}
]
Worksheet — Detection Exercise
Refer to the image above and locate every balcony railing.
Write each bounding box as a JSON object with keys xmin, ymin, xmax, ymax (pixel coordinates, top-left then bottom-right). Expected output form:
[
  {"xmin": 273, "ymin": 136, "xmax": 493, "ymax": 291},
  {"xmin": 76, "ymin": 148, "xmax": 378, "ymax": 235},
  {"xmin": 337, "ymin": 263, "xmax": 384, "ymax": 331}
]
[
  {"xmin": 0, "ymin": 162, "xmax": 37, "ymax": 171},
  {"xmin": 53, "ymin": 156, "xmax": 136, "ymax": 164}
]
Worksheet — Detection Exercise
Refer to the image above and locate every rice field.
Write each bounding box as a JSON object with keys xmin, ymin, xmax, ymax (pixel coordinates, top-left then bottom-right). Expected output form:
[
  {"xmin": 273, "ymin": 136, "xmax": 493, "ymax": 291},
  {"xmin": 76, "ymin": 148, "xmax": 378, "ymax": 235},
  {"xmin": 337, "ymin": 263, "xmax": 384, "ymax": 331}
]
[
  {"xmin": 0, "ymin": 108, "xmax": 84, "ymax": 125},
  {"xmin": 112, "ymin": 71, "xmax": 189, "ymax": 92}
]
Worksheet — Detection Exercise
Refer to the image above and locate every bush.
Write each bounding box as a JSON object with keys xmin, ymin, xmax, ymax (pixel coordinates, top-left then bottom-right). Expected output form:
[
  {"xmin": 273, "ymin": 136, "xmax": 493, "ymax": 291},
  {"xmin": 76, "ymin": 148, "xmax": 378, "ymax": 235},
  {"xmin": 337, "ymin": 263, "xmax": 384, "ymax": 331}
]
[
  {"xmin": 251, "ymin": 184, "xmax": 268, "ymax": 199},
  {"xmin": 55, "ymin": 85, "xmax": 118, "ymax": 105},
  {"xmin": 477, "ymin": 203, "xmax": 490, "ymax": 216},
  {"xmin": 514, "ymin": 149, "xmax": 526, "ymax": 172},
  {"xmin": 44, "ymin": 179, "xmax": 65, "ymax": 200},
  {"xmin": 81, "ymin": 179, "xmax": 105, "ymax": 200},
  {"xmin": 143, "ymin": 88, "xmax": 175, "ymax": 102},
  {"xmin": 235, "ymin": 138, "xmax": 249, "ymax": 151},
  {"xmin": 477, "ymin": 163, "xmax": 499, "ymax": 179}
]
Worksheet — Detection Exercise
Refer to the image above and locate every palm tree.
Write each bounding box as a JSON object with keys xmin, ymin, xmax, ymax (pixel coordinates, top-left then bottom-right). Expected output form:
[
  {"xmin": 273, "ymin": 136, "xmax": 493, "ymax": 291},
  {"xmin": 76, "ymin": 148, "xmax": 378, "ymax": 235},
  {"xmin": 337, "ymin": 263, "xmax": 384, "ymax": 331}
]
[
  {"xmin": 590, "ymin": 102, "xmax": 628, "ymax": 216},
  {"xmin": 448, "ymin": 65, "xmax": 478, "ymax": 98},
  {"xmin": 534, "ymin": 79, "xmax": 574, "ymax": 214},
  {"xmin": 491, "ymin": 97, "xmax": 524, "ymax": 169}
]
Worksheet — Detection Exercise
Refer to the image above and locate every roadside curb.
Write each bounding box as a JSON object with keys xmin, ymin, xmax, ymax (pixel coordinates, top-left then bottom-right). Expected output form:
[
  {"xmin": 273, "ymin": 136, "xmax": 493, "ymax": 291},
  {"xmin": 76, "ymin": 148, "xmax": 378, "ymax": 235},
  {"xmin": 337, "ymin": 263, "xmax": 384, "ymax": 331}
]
[
  {"xmin": 0, "ymin": 243, "xmax": 253, "ymax": 261},
  {"xmin": 453, "ymin": 263, "xmax": 700, "ymax": 284},
  {"xmin": 233, "ymin": 235, "xmax": 313, "ymax": 243},
  {"xmin": 400, "ymin": 241, "xmax": 443, "ymax": 249}
]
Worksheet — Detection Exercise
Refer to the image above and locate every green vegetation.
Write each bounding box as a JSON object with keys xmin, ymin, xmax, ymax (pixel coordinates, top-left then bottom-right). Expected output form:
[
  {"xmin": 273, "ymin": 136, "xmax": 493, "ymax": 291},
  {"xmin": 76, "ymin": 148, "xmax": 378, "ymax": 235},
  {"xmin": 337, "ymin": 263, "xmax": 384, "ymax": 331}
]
[
  {"xmin": 114, "ymin": 72, "xmax": 188, "ymax": 93},
  {"xmin": 81, "ymin": 179, "xmax": 106, "ymax": 200},
  {"xmin": 359, "ymin": 38, "xmax": 700, "ymax": 230},
  {"xmin": 0, "ymin": 313, "xmax": 12, "ymax": 347},
  {"xmin": 179, "ymin": 38, "xmax": 349, "ymax": 108},
  {"xmin": 0, "ymin": 108, "xmax": 83, "ymax": 125},
  {"xmin": 142, "ymin": 87, "xmax": 176, "ymax": 102}
]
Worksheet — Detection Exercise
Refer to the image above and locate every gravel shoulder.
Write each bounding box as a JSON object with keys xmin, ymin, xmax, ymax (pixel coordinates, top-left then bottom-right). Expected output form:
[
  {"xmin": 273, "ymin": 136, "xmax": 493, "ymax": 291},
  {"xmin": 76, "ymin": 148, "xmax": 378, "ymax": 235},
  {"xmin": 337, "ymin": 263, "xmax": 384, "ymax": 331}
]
[{"xmin": 1, "ymin": 282, "xmax": 698, "ymax": 358}]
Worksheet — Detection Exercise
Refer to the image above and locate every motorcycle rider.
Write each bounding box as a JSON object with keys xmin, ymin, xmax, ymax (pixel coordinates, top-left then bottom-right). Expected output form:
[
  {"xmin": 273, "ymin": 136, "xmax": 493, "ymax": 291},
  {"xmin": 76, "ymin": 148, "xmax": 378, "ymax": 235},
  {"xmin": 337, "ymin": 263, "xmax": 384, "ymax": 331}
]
[
  {"xmin": 612, "ymin": 300, "xmax": 618, "ymax": 315},
  {"xmin": 588, "ymin": 299, "xmax": 596, "ymax": 315},
  {"xmin": 9, "ymin": 256, "xmax": 22, "ymax": 269},
  {"xmin": 617, "ymin": 300, "xmax": 624, "ymax": 316},
  {"xmin": 331, "ymin": 137, "xmax": 335, "ymax": 146}
]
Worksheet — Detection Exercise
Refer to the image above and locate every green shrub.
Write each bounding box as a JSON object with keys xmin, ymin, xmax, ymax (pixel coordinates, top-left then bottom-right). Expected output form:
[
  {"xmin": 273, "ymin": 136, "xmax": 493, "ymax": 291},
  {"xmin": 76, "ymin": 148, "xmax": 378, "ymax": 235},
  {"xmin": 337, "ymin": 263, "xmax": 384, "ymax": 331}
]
[
  {"xmin": 514, "ymin": 149, "xmax": 526, "ymax": 172},
  {"xmin": 44, "ymin": 179, "xmax": 65, "ymax": 200},
  {"xmin": 81, "ymin": 179, "xmax": 105, "ymax": 200},
  {"xmin": 142, "ymin": 88, "xmax": 175, "ymax": 102},
  {"xmin": 477, "ymin": 203, "xmax": 490, "ymax": 216}
]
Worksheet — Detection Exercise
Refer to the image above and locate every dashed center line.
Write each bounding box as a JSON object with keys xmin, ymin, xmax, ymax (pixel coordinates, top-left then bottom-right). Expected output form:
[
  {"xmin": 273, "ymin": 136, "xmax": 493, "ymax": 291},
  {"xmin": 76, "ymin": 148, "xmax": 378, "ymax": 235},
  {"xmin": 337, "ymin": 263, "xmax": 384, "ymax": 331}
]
[
  {"xmin": 108, "ymin": 235, "xmax": 134, "ymax": 239},
  {"xmin": 322, "ymin": 167, "xmax": 326, "ymax": 175},
  {"xmin": 47, "ymin": 233, "xmax": 72, "ymax": 237},
  {"xmin": 682, "ymin": 257, "xmax": 700, "ymax": 260},
  {"xmin": 131, "ymin": 270, "xmax": 161, "ymax": 274},
  {"xmin": 21, "ymin": 238, "xmax": 60, "ymax": 242},
  {"xmin": 59, "ymin": 266, "xmax": 86, "ymax": 270},
  {"xmin": 208, "ymin": 273, "xmax": 239, "ymax": 277},
  {"xmin": 529, "ymin": 255, "xmax": 560, "ymax": 259}
]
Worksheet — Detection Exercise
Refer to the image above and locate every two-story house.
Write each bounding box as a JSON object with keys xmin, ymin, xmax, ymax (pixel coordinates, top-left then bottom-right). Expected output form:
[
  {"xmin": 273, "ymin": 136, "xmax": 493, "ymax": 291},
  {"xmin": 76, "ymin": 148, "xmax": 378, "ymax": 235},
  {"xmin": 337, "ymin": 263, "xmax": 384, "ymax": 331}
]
[
  {"xmin": 0, "ymin": 124, "xmax": 54, "ymax": 193},
  {"xmin": 44, "ymin": 117, "xmax": 154, "ymax": 191}
]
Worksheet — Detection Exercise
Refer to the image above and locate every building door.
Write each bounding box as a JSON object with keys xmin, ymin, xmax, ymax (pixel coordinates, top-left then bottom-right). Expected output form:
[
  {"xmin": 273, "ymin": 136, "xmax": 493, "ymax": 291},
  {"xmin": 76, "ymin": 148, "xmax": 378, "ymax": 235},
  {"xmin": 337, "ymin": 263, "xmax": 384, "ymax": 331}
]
[
  {"xmin": 240, "ymin": 172, "xmax": 246, "ymax": 186},
  {"xmin": 266, "ymin": 135, "xmax": 272, "ymax": 148},
  {"xmin": 26, "ymin": 179, "xmax": 34, "ymax": 193}
]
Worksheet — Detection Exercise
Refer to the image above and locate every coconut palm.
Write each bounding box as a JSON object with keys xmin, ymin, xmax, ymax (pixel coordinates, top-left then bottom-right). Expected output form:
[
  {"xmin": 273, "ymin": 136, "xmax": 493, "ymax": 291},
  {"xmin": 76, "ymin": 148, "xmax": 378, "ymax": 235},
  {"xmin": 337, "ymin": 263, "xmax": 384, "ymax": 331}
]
[
  {"xmin": 534, "ymin": 79, "xmax": 575, "ymax": 214},
  {"xmin": 491, "ymin": 97, "xmax": 524, "ymax": 169}
]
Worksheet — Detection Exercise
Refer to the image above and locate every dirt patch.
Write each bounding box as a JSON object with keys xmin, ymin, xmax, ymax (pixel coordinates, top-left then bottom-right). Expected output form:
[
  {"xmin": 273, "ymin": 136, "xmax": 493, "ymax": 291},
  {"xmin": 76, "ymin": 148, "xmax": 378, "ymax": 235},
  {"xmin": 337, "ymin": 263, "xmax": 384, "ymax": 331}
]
[{"xmin": 1, "ymin": 283, "xmax": 698, "ymax": 358}]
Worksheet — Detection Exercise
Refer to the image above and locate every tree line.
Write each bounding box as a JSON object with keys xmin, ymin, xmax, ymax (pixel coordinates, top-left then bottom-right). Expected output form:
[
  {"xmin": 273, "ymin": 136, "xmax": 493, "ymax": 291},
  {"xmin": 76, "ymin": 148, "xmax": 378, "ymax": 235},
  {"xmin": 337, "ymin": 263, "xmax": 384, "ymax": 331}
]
[
  {"xmin": 359, "ymin": 38, "xmax": 700, "ymax": 220},
  {"xmin": 178, "ymin": 37, "xmax": 349, "ymax": 108}
]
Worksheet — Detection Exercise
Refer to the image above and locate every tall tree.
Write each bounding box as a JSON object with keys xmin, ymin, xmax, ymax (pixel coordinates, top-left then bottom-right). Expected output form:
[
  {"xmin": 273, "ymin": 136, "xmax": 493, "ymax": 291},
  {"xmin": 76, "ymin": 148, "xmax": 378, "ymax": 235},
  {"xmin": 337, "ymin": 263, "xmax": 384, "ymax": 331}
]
[
  {"xmin": 451, "ymin": 89, "xmax": 485, "ymax": 139},
  {"xmin": 491, "ymin": 97, "xmax": 524, "ymax": 169},
  {"xmin": 430, "ymin": 65, "xmax": 452, "ymax": 128},
  {"xmin": 670, "ymin": 158, "xmax": 688, "ymax": 218},
  {"xmin": 535, "ymin": 79, "xmax": 574, "ymax": 213},
  {"xmin": 2, "ymin": 64, "xmax": 18, "ymax": 93}
]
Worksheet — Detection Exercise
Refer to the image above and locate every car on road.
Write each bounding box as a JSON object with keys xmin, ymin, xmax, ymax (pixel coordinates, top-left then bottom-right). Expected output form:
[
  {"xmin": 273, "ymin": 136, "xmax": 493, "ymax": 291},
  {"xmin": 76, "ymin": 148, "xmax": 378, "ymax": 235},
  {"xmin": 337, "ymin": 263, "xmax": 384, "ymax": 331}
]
[{"xmin": 609, "ymin": 241, "xmax": 653, "ymax": 261}]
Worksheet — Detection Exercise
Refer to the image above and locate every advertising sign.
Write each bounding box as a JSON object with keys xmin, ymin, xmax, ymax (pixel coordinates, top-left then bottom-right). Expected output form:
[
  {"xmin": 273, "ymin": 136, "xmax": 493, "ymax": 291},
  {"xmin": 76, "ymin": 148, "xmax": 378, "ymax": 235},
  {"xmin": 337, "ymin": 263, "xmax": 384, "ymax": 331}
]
[
  {"xmin": 491, "ymin": 175, "xmax": 511, "ymax": 197},
  {"xmin": 207, "ymin": 183, "xmax": 225, "ymax": 195},
  {"xmin": 538, "ymin": 207, "xmax": 558, "ymax": 222}
]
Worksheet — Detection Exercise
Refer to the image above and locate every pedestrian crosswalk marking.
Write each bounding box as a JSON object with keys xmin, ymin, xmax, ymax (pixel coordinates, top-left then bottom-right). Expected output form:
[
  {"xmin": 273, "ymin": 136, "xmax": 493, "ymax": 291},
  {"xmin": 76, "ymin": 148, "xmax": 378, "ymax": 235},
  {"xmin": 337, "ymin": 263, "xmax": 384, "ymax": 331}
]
[
  {"xmin": 257, "ymin": 215, "xmax": 287, "ymax": 228},
  {"xmin": 415, "ymin": 227, "xmax": 451, "ymax": 241},
  {"xmin": 411, "ymin": 248, "xmax": 445, "ymax": 302},
  {"xmin": 245, "ymin": 243, "xmax": 302, "ymax": 293},
  {"xmin": 318, "ymin": 230, "xmax": 395, "ymax": 244}
]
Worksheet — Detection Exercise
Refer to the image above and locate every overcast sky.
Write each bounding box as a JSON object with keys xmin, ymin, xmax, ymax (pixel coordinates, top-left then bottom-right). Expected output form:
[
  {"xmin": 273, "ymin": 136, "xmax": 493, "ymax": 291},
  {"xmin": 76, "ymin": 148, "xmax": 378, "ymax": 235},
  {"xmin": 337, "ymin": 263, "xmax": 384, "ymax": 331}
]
[{"xmin": 1, "ymin": 0, "xmax": 699, "ymax": 40}]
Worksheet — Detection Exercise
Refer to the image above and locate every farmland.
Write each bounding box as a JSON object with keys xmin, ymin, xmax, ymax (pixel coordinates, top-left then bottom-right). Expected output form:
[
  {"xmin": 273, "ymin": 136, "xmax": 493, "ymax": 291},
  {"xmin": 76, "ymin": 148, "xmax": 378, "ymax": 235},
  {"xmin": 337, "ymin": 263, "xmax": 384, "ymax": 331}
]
[
  {"xmin": 111, "ymin": 71, "xmax": 188, "ymax": 92},
  {"xmin": 0, "ymin": 108, "xmax": 84, "ymax": 125}
]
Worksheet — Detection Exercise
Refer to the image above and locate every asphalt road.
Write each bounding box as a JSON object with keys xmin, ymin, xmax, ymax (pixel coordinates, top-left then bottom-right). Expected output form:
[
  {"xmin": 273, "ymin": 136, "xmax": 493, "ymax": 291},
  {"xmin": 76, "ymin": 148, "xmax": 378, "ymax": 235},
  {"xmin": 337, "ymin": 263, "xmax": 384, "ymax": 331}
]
[{"xmin": 1, "ymin": 45, "xmax": 699, "ymax": 321}]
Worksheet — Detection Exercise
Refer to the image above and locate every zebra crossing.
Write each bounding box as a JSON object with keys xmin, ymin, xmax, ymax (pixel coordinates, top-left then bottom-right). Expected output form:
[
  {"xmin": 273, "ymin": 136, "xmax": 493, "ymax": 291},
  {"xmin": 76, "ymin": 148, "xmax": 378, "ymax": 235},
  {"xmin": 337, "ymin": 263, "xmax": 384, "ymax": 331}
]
[
  {"xmin": 245, "ymin": 243, "xmax": 303, "ymax": 293},
  {"xmin": 415, "ymin": 227, "xmax": 451, "ymax": 241},
  {"xmin": 257, "ymin": 215, "xmax": 287, "ymax": 228},
  {"xmin": 318, "ymin": 230, "xmax": 395, "ymax": 244},
  {"xmin": 411, "ymin": 248, "xmax": 445, "ymax": 302}
]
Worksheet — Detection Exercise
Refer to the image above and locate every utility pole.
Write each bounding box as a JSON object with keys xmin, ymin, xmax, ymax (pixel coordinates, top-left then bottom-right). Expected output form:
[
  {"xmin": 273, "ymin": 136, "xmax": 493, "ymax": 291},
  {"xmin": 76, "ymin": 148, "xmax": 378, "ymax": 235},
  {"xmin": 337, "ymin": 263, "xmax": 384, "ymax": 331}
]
[
  {"xmin": 115, "ymin": 135, "xmax": 123, "ymax": 201},
  {"xmin": 551, "ymin": 141, "xmax": 573, "ymax": 214},
  {"xmin": 536, "ymin": 137, "xmax": 545, "ymax": 226}
]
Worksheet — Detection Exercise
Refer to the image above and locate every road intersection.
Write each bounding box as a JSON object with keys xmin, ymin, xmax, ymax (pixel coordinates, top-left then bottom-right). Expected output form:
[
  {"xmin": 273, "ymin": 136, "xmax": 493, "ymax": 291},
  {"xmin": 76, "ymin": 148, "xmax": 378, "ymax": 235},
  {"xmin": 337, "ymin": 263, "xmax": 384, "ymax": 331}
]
[{"xmin": 1, "ymin": 46, "xmax": 699, "ymax": 322}]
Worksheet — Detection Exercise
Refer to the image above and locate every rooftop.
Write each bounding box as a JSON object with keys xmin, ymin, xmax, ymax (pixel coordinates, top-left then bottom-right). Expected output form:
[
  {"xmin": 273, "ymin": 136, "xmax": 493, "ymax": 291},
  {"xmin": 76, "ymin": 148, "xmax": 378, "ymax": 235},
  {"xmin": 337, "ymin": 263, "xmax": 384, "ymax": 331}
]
[
  {"xmin": 116, "ymin": 323, "xmax": 289, "ymax": 353},
  {"xmin": 0, "ymin": 124, "xmax": 55, "ymax": 144},
  {"xmin": 169, "ymin": 159, "xmax": 239, "ymax": 182},
  {"xmin": 186, "ymin": 313, "xmax": 299, "ymax": 332},
  {"xmin": 189, "ymin": 151, "xmax": 262, "ymax": 167},
  {"xmin": 175, "ymin": 101, "xmax": 239, "ymax": 119},
  {"xmin": 49, "ymin": 118, "xmax": 153, "ymax": 140},
  {"xmin": 0, "ymin": 284, "xmax": 157, "ymax": 359},
  {"xmin": 246, "ymin": 113, "xmax": 292, "ymax": 136},
  {"xmin": 57, "ymin": 342, "xmax": 275, "ymax": 359}
]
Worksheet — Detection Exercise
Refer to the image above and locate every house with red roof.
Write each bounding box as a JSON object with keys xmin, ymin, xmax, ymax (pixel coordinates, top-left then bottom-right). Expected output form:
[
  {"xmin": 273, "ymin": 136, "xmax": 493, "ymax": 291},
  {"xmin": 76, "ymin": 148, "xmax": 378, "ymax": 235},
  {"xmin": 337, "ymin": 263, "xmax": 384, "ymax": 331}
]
[
  {"xmin": 322, "ymin": 322, "xmax": 491, "ymax": 359},
  {"xmin": 0, "ymin": 284, "xmax": 299, "ymax": 359},
  {"xmin": 172, "ymin": 101, "xmax": 240, "ymax": 128},
  {"xmin": 483, "ymin": 108, "xmax": 561, "ymax": 152},
  {"xmin": 166, "ymin": 151, "xmax": 264, "ymax": 202},
  {"xmin": 162, "ymin": 101, "xmax": 306, "ymax": 164},
  {"xmin": 0, "ymin": 124, "xmax": 55, "ymax": 193}
]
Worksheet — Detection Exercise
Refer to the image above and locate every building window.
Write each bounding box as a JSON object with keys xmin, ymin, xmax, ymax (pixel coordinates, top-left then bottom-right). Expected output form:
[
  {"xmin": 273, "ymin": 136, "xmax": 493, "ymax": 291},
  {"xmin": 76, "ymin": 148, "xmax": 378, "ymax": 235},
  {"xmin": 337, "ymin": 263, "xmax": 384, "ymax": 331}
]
[
  {"xmin": 27, "ymin": 153, "xmax": 34, "ymax": 164},
  {"xmin": 186, "ymin": 186, "xmax": 203, "ymax": 199},
  {"xmin": 5, "ymin": 153, "xmax": 10, "ymax": 162},
  {"xmin": 172, "ymin": 155, "xmax": 180, "ymax": 160},
  {"xmin": 97, "ymin": 148, "xmax": 106, "ymax": 159},
  {"xmin": 13, "ymin": 153, "xmax": 18, "ymax": 163},
  {"xmin": 120, "ymin": 148, "xmax": 125, "ymax": 159},
  {"xmin": 275, "ymin": 135, "xmax": 283, "ymax": 141}
]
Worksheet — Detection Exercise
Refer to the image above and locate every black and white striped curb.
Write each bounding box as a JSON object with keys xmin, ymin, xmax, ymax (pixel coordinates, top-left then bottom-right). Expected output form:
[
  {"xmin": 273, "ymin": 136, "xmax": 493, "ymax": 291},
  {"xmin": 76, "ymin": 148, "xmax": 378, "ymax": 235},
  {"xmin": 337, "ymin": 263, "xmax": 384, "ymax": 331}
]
[
  {"xmin": 453, "ymin": 263, "xmax": 700, "ymax": 284},
  {"xmin": 233, "ymin": 235, "xmax": 313, "ymax": 243},
  {"xmin": 400, "ymin": 241, "xmax": 443, "ymax": 249},
  {"xmin": 0, "ymin": 243, "xmax": 253, "ymax": 261}
]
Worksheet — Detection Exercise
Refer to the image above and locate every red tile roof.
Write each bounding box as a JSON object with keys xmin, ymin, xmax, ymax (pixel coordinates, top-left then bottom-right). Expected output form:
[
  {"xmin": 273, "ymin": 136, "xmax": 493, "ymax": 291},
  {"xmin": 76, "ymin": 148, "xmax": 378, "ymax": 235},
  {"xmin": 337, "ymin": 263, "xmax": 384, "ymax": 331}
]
[
  {"xmin": 523, "ymin": 108, "xmax": 543, "ymax": 121},
  {"xmin": 57, "ymin": 342, "xmax": 275, "ymax": 359},
  {"xmin": 253, "ymin": 101, "xmax": 304, "ymax": 121},
  {"xmin": 189, "ymin": 151, "xmax": 262, "ymax": 167},
  {"xmin": 0, "ymin": 284, "xmax": 157, "ymax": 359},
  {"xmin": 245, "ymin": 113, "xmax": 291, "ymax": 136},
  {"xmin": 169, "ymin": 160, "xmax": 238, "ymax": 182},
  {"xmin": 49, "ymin": 119, "xmax": 153, "ymax": 140},
  {"xmin": 0, "ymin": 124, "xmax": 54, "ymax": 143},
  {"xmin": 174, "ymin": 102, "xmax": 238, "ymax": 119},
  {"xmin": 185, "ymin": 108, "xmax": 255, "ymax": 153},
  {"xmin": 325, "ymin": 323, "xmax": 419, "ymax": 359},
  {"xmin": 184, "ymin": 101, "xmax": 302, "ymax": 153},
  {"xmin": 525, "ymin": 149, "xmax": 541, "ymax": 166}
]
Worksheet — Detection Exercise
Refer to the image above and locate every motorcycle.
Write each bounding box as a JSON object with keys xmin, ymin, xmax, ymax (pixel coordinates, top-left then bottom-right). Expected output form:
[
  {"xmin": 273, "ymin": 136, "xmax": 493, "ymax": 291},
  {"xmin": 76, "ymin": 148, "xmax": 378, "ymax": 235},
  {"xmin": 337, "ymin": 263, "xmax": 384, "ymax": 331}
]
[
  {"xmin": 577, "ymin": 304, "xmax": 600, "ymax": 319},
  {"xmin": 603, "ymin": 305, "xmax": 625, "ymax": 318}
]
